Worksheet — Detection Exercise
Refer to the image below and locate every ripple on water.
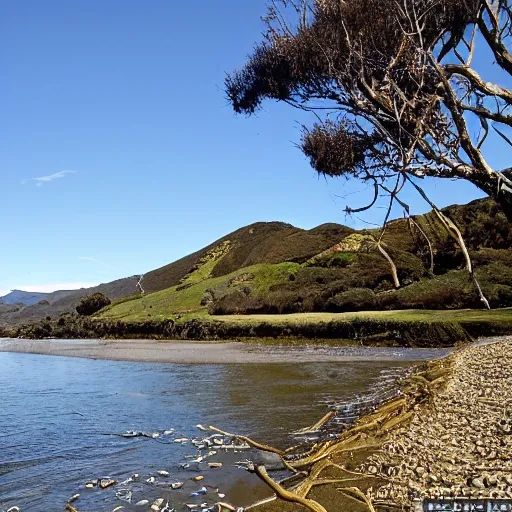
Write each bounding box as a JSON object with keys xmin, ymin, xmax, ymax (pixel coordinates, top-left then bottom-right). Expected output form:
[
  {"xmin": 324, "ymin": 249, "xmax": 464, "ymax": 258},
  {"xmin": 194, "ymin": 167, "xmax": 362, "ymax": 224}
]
[{"xmin": 0, "ymin": 346, "xmax": 448, "ymax": 511}]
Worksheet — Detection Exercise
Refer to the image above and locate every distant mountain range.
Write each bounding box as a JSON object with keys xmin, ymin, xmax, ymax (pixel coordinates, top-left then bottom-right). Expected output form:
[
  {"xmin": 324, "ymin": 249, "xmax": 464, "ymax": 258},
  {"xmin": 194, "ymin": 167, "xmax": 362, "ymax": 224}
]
[{"xmin": 1, "ymin": 197, "xmax": 511, "ymax": 327}]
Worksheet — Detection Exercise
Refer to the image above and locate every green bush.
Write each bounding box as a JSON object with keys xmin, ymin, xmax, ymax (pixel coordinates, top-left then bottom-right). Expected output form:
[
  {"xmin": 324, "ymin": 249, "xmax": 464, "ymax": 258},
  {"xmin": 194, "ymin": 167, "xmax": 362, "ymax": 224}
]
[
  {"xmin": 307, "ymin": 252, "xmax": 355, "ymax": 268},
  {"xmin": 326, "ymin": 288, "xmax": 376, "ymax": 312},
  {"xmin": 76, "ymin": 293, "xmax": 111, "ymax": 316}
]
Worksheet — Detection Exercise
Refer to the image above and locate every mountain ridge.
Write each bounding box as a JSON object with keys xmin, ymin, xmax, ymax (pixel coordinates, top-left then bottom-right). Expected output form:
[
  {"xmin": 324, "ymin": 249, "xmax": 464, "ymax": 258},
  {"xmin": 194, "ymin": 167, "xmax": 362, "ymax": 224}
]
[{"xmin": 2, "ymin": 197, "xmax": 511, "ymax": 327}]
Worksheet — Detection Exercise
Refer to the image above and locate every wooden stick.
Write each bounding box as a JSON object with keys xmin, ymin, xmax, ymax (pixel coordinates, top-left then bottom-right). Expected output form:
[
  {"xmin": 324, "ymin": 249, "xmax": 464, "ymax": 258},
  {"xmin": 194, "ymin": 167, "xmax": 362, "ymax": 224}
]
[
  {"xmin": 208, "ymin": 426, "xmax": 284, "ymax": 455},
  {"xmin": 337, "ymin": 487, "xmax": 377, "ymax": 512},
  {"xmin": 255, "ymin": 465, "xmax": 329, "ymax": 512},
  {"xmin": 293, "ymin": 410, "xmax": 336, "ymax": 434}
]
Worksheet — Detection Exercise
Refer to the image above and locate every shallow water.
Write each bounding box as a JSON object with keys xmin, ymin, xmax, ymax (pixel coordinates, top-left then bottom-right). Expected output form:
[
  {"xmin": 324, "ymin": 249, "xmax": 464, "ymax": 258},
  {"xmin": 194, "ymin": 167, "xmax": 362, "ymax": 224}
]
[{"xmin": 0, "ymin": 345, "xmax": 451, "ymax": 512}]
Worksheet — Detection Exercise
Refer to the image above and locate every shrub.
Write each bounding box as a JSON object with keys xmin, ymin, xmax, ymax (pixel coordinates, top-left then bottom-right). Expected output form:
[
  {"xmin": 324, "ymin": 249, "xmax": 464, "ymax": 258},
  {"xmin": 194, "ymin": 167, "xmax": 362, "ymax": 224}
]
[
  {"xmin": 326, "ymin": 288, "xmax": 376, "ymax": 312},
  {"xmin": 376, "ymin": 272, "xmax": 478, "ymax": 310},
  {"xmin": 307, "ymin": 252, "xmax": 355, "ymax": 268},
  {"xmin": 76, "ymin": 293, "xmax": 111, "ymax": 316}
]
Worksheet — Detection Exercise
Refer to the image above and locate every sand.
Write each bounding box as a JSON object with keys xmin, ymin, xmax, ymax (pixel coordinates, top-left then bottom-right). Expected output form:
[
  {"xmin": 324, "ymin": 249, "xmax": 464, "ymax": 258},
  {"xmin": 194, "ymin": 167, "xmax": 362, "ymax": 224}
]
[{"xmin": 0, "ymin": 337, "xmax": 447, "ymax": 364}]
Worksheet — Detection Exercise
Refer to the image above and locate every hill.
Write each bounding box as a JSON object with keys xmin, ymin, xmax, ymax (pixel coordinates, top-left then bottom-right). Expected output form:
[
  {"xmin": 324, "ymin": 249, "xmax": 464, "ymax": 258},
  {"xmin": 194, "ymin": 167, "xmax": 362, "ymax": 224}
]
[
  {"xmin": 3, "ymin": 197, "xmax": 512, "ymax": 332},
  {"xmin": 0, "ymin": 289, "xmax": 81, "ymax": 306},
  {"xmin": 0, "ymin": 290, "xmax": 50, "ymax": 306},
  {"xmin": 0, "ymin": 221, "xmax": 352, "ymax": 326},
  {"xmin": 97, "ymin": 197, "xmax": 512, "ymax": 323},
  {"xmin": 140, "ymin": 221, "xmax": 354, "ymax": 294},
  {"xmin": 0, "ymin": 277, "xmax": 140, "ymax": 326}
]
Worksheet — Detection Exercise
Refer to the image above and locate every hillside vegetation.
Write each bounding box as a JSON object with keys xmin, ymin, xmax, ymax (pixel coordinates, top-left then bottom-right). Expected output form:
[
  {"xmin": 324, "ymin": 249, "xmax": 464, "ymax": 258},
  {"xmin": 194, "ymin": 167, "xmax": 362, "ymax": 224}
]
[
  {"xmin": 97, "ymin": 198, "xmax": 512, "ymax": 323},
  {"xmin": 4, "ymin": 197, "xmax": 512, "ymax": 343}
]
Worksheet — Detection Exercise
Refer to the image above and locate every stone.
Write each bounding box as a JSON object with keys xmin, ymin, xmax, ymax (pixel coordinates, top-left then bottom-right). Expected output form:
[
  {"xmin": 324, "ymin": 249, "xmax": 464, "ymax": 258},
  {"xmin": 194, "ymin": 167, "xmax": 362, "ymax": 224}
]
[
  {"xmin": 251, "ymin": 451, "xmax": 285, "ymax": 471},
  {"xmin": 471, "ymin": 477, "xmax": 485, "ymax": 489},
  {"xmin": 415, "ymin": 467, "xmax": 426, "ymax": 477}
]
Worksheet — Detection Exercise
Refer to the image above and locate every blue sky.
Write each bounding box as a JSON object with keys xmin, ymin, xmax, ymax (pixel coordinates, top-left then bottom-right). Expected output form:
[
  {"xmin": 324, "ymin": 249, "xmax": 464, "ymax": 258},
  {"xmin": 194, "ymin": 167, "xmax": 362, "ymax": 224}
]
[{"xmin": 1, "ymin": 1, "xmax": 510, "ymax": 296}]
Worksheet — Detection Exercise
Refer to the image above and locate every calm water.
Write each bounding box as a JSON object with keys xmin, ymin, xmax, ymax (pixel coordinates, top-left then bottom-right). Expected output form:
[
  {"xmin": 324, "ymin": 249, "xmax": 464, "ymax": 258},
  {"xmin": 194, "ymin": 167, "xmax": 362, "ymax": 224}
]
[{"xmin": 0, "ymin": 346, "xmax": 451, "ymax": 512}]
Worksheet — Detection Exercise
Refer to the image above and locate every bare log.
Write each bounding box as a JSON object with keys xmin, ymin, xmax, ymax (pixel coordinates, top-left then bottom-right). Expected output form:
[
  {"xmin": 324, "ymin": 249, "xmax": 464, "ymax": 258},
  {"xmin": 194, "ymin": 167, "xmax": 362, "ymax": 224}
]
[{"xmin": 254, "ymin": 465, "xmax": 329, "ymax": 512}]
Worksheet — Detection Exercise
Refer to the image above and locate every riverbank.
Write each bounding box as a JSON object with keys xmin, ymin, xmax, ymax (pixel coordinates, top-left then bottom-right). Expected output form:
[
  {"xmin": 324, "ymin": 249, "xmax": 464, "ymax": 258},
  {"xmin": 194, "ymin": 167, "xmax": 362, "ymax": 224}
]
[
  {"xmin": 0, "ymin": 338, "xmax": 452, "ymax": 364},
  {"xmin": 244, "ymin": 336, "xmax": 512, "ymax": 512},
  {"xmin": 3, "ymin": 308, "xmax": 512, "ymax": 347}
]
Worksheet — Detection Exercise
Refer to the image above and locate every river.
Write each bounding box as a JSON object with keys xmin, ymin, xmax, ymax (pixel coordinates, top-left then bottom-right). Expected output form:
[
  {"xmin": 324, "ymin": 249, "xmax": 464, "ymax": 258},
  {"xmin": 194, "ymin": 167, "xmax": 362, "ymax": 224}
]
[{"xmin": 0, "ymin": 343, "xmax": 452, "ymax": 512}]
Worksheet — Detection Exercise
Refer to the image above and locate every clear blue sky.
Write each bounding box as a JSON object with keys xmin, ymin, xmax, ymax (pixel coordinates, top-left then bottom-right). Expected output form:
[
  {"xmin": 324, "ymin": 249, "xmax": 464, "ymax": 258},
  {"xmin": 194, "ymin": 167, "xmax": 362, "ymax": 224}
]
[{"xmin": 1, "ymin": 1, "xmax": 509, "ymax": 295}]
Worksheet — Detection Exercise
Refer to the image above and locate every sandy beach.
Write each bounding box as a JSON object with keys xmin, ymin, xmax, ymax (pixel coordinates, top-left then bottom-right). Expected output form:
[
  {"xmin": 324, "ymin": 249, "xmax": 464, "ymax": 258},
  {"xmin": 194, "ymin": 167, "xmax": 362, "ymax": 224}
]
[{"xmin": 0, "ymin": 337, "xmax": 452, "ymax": 364}]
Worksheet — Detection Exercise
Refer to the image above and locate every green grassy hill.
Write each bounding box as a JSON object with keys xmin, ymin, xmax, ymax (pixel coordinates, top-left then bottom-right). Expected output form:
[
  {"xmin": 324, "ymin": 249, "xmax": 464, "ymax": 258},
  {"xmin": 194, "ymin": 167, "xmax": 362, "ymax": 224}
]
[
  {"xmin": 140, "ymin": 221, "xmax": 354, "ymax": 294},
  {"xmin": 97, "ymin": 198, "xmax": 512, "ymax": 323}
]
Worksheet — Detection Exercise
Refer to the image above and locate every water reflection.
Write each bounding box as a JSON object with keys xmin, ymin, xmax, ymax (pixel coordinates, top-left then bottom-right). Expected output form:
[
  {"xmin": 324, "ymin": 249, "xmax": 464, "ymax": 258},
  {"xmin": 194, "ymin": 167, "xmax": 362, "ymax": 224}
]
[{"xmin": 0, "ymin": 348, "xmax": 447, "ymax": 511}]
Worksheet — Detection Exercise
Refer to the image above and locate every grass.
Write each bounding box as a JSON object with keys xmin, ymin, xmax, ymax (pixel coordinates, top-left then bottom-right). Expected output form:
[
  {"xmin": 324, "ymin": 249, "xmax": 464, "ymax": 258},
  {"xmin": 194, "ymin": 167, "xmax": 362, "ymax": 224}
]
[
  {"xmin": 179, "ymin": 240, "xmax": 232, "ymax": 288},
  {"xmin": 97, "ymin": 262, "xmax": 299, "ymax": 322},
  {"xmin": 12, "ymin": 305, "xmax": 512, "ymax": 347},
  {"xmin": 212, "ymin": 308, "xmax": 512, "ymax": 325}
]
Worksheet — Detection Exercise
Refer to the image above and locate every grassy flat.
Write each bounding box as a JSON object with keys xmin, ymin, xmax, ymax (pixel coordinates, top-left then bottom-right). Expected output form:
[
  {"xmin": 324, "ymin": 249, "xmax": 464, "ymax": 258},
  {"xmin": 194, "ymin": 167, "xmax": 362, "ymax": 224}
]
[{"xmin": 213, "ymin": 308, "xmax": 512, "ymax": 324}]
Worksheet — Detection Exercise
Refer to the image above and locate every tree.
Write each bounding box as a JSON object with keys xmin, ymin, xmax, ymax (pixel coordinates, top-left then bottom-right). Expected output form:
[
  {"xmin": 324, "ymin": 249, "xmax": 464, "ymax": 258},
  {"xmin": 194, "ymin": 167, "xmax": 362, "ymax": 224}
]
[
  {"xmin": 76, "ymin": 293, "xmax": 111, "ymax": 317},
  {"xmin": 226, "ymin": 0, "xmax": 512, "ymax": 221}
]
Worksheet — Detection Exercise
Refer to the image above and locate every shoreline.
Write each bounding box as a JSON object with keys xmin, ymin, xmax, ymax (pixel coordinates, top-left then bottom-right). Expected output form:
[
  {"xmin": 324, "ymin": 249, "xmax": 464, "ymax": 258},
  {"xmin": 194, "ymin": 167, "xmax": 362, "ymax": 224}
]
[
  {"xmin": 244, "ymin": 335, "xmax": 512, "ymax": 512},
  {"xmin": 5, "ymin": 308, "xmax": 512, "ymax": 348},
  {"xmin": 0, "ymin": 337, "xmax": 453, "ymax": 364}
]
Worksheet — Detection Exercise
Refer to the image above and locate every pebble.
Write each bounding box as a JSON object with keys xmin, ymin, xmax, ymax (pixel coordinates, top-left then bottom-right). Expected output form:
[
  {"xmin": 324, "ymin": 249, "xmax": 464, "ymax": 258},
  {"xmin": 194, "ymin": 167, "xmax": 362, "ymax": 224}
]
[{"xmin": 371, "ymin": 338, "xmax": 512, "ymax": 504}]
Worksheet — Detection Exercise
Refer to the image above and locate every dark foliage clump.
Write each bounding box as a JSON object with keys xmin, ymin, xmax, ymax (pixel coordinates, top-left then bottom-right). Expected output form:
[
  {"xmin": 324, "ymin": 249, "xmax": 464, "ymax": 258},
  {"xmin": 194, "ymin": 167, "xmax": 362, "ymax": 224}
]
[
  {"xmin": 302, "ymin": 121, "xmax": 378, "ymax": 178},
  {"xmin": 76, "ymin": 293, "xmax": 111, "ymax": 317},
  {"xmin": 326, "ymin": 288, "xmax": 376, "ymax": 312}
]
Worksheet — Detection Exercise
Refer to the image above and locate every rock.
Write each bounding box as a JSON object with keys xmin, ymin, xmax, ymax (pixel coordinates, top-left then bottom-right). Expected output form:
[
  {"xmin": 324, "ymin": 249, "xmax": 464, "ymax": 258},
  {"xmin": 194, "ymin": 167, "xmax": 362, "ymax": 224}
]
[
  {"xmin": 190, "ymin": 486, "xmax": 208, "ymax": 497},
  {"xmin": 485, "ymin": 474, "xmax": 499, "ymax": 486},
  {"xmin": 251, "ymin": 450, "xmax": 285, "ymax": 471},
  {"xmin": 367, "ymin": 465, "xmax": 378, "ymax": 475},
  {"xmin": 415, "ymin": 467, "xmax": 426, "ymax": 477},
  {"xmin": 99, "ymin": 479, "xmax": 117, "ymax": 489},
  {"xmin": 471, "ymin": 477, "xmax": 485, "ymax": 489}
]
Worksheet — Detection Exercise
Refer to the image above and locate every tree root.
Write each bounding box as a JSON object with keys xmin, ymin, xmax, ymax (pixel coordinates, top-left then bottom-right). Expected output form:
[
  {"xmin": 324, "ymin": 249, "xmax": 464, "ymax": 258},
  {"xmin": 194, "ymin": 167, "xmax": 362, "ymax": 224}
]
[{"xmin": 254, "ymin": 465, "xmax": 329, "ymax": 512}]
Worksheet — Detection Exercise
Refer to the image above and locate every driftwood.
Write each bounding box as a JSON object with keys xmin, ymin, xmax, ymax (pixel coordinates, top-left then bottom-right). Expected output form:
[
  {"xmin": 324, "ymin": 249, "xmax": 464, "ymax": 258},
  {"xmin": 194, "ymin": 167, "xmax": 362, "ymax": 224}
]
[
  {"xmin": 239, "ymin": 356, "xmax": 454, "ymax": 512},
  {"xmin": 254, "ymin": 465, "xmax": 329, "ymax": 512},
  {"xmin": 208, "ymin": 426, "xmax": 284, "ymax": 455},
  {"xmin": 293, "ymin": 410, "xmax": 336, "ymax": 435},
  {"xmin": 337, "ymin": 487, "xmax": 377, "ymax": 512}
]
